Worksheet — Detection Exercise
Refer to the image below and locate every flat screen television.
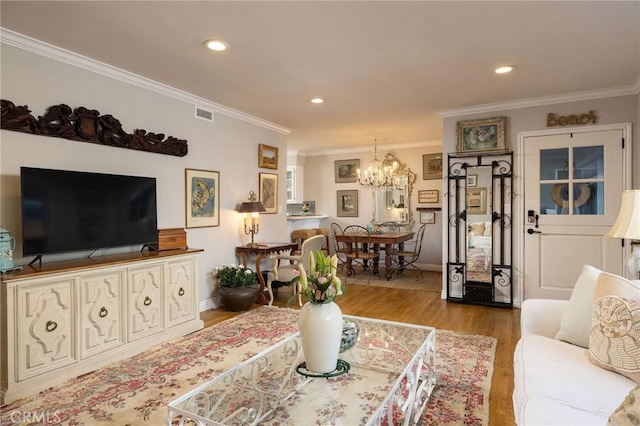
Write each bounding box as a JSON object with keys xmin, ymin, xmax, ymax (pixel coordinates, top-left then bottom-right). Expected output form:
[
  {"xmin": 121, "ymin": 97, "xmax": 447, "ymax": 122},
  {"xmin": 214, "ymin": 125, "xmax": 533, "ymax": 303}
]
[{"xmin": 21, "ymin": 167, "xmax": 158, "ymax": 257}]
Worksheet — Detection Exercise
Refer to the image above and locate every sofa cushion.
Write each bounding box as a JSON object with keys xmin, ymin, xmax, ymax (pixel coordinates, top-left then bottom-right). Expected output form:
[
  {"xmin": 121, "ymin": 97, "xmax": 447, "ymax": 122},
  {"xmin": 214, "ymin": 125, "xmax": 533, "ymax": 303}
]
[
  {"xmin": 513, "ymin": 334, "xmax": 635, "ymax": 425},
  {"xmin": 587, "ymin": 272, "xmax": 640, "ymax": 383},
  {"xmin": 608, "ymin": 385, "xmax": 640, "ymax": 425},
  {"xmin": 555, "ymin": 265, "xmax": 602, "ymax": 348}
]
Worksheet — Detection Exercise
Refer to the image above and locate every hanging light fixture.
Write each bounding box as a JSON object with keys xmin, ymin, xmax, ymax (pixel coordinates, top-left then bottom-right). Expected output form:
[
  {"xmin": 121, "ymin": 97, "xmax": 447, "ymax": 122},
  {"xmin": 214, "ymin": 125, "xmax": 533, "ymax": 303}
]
[{"xmin": 357, "ymin": 138, "xmax": 399, "ymax": 189}]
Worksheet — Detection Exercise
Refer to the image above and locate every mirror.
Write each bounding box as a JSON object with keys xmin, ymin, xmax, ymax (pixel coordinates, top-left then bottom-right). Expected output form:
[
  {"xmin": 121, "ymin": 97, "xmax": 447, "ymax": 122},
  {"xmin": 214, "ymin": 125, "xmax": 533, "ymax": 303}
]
[
  {"xmin": 446, "ymin": 152, "xmax": 513, "ymax": 307},
  {"xmin": 465, "ymin": 166, "xmax": 492, "ymax": 283},
  {"xmin": 372, "ymin": 153, "xmax": 416, "ymax": 228}
]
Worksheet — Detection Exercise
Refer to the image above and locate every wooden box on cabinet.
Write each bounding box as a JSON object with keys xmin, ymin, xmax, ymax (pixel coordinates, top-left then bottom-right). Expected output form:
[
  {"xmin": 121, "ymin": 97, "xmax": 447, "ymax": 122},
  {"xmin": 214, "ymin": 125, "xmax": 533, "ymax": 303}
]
[{"xmin": 157, "ymin": 228, "xmax": 187, "ymax": 251}]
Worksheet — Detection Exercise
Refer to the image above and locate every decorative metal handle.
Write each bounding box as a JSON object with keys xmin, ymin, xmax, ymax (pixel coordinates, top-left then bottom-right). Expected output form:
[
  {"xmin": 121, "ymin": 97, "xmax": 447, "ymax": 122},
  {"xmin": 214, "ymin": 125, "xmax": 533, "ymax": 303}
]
[
  {"xmin": 45, "ymin": 320, "xmax": 57, "ymax": 332},
  {"xmin": 178, "ymin": 287, "xmax": 185, "ymax": 296},
  {"xmin": 527, "ymin": 228, "xmax": 542, "ymax": 235},
  {"xmin": 144, "ymin": 296, "xmax": 152, "ymax": 306},
  {"xmin": 99, "ymin": 307, "xmax": 108, "ymax": 318}
]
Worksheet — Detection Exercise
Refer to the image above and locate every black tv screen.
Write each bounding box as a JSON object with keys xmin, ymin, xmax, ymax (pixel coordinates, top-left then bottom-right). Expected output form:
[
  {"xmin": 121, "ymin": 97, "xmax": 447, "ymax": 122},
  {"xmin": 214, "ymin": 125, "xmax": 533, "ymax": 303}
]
[{"xmin": 21, "ymin": 167, "xmax": 158, "ymax": 256}]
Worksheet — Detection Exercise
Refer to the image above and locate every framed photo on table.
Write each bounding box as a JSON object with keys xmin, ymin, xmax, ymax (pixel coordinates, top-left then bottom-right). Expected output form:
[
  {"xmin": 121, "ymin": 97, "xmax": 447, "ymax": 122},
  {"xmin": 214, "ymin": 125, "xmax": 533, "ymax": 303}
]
[
  {"xmin": 259, "ymin": 173, "xmax": 278, "ymax": 214},
  {"xmin": 335, "ymin": 159, "xmax": 360, "ymax": 183},
  {"xmin": 418, "ymin": 189, "xmax": 439, "ymax": 204},
  {"xmin": 185, "ymin": 168, "xmax": 220, "ymax": 228},
  {"xmin": 258, "ymin": 144, "xmax": 278, "ymax": 169},
  {"xmin": 337, "ymin": 190, "xmax": 358, "ymax": 217},
  {"xmin": 456, "ymin": 116, "xmax": 506, "ymax": 155}
]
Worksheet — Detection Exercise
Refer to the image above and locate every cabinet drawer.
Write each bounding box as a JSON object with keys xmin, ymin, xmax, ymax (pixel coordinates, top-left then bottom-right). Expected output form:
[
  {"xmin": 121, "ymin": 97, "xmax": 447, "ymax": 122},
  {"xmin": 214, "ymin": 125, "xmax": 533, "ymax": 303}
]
[
  {"xmin": 17, "ymin": 279, "xmax": 76, "ymax": 380},
  {"xmin": 166, "ymin": 258, "xmax": 197, "ymax": 328},
  {"xmin": 127, "ymin": 263, "xmax": 164, "ymax": 341},
  {"xmin": 79, "ymin": 270, "xmax": 125, "ymax": 359}
]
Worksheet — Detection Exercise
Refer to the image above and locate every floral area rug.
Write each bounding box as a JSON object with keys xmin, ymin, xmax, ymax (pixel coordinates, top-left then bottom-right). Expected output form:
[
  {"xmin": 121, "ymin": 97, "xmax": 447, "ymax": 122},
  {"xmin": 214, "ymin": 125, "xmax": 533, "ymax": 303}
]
[
  {"xmin": 1, "ymin": 306, "xmax": 496, "ymax": 425},
  {"xmin": 338, "ymin": 268, "xmax": 443, "ymax": 293}
]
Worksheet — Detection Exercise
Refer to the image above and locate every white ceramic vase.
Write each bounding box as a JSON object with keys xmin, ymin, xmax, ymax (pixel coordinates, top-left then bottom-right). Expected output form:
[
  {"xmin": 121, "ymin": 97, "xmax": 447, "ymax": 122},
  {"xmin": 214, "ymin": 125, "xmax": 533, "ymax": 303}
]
[{"xmin": 298, "ymin": 301, "xmax": 343, "ymax": 373}]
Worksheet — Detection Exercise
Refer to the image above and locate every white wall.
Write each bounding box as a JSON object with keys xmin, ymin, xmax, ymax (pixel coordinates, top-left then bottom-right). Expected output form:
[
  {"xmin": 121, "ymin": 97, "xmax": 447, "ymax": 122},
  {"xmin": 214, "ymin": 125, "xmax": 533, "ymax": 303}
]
[
  {"xmin": 303, "ymin": 145, "xmax": 443, "ymax": 270},
  {"xmin": 0, "ymin": 44, "xmax": 290, "ymax": 309},
  {"xmin": 442, "ymin": 94, "xmax": 639, "ymax": 305}
]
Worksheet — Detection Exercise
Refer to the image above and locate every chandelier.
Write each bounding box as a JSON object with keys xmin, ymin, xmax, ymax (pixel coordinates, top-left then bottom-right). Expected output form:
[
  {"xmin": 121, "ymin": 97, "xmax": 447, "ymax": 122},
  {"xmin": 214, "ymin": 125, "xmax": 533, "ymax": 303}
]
[{"xmin": 357, "ymin": 139, "xmax": 405, "ymax": 189}]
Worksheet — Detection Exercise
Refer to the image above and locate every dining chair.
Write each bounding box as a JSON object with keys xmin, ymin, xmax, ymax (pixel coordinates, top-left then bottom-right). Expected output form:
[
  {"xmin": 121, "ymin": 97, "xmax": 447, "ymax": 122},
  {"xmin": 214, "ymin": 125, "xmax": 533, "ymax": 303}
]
[
  {"xmin": 330, "ymin": 222, "xmax": 348, "ymax": 268},
  {"xmin": 343, "ymin": 225, "xmax": 380, "ymax": 281},
  {"xmin": 290, "ymin": 228, "xmax": 318, "ymax": 256},
  {"xmin": 389, "ymin": 223, "xmax": 427, "ymax": 279},
  {"xmin": 266, "ymin": 234, "xmax": 325, "ymax": 306}
]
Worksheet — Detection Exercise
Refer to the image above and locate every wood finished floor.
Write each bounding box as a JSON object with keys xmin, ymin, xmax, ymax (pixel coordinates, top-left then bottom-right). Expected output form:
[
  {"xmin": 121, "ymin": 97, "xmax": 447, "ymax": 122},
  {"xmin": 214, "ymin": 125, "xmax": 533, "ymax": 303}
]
[{"xmin": 201, "ymin": 283, "xmax": 521, "ymax": 426}]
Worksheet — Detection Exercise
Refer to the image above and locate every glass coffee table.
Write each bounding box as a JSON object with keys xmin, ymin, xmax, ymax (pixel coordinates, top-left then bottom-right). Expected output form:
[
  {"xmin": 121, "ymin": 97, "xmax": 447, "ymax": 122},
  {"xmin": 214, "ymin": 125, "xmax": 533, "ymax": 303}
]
[{"xmin": 168, "ymin": 315, "xmax": 436, "ymax": 425}]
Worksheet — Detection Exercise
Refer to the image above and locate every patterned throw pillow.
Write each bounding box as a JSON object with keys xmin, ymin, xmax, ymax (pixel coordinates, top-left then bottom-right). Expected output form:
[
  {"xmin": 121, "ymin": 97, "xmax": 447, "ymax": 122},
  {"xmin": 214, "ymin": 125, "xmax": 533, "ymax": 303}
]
[
  {"xmin": 608, "ymin": 385, "xmax": 640, "ymax": 425},
  {"xmin": 587, "ymin": 272, "xmax": 640, "ymax": 383}
]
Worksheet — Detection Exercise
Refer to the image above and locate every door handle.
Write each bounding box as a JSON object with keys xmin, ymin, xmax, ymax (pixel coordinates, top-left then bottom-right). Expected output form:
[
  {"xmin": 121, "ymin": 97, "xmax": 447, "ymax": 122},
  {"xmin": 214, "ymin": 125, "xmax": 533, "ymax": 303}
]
[{"xmin": 527, "ymin": 228, "xmax": 542, "ymax": 235}]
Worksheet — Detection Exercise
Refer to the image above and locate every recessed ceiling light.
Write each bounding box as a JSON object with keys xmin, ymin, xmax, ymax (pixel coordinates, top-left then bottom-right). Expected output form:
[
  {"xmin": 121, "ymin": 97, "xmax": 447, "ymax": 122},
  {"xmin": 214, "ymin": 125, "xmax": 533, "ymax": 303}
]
[
  {"xmin": 495, "ymin": 66, "xmax": 514, "ymax": 74},
  {"xmin": 204, "ymin": 40, "xmax": 229, "ymax": 52},
  {"xmin": 310, "ymin": 98, "xmax": 324, "ymax": 104}
]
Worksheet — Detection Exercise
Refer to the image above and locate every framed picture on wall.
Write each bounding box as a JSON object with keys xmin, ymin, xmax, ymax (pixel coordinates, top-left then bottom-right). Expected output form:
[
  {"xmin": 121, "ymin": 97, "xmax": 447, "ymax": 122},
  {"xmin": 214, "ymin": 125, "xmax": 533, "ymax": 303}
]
[
  {"xmin": 456, "ymin": 116, "xmax": 506, "ymax": 155},
  {"xmin": 259, "ymin": 172, "xmax": 278, "ymax": 214},
  {"xmin": 337, "ymin": 190, "xmax": 358, "ymax": 217},
  {"xmin": 422, "ymin": 153, "xmax": 443, "ymax": 180},
  {"xmin": 418, "ymin": 189, "xmax": 439, "ymax": 204},
  {"xmin": 420, "ymin": 211, "xmax": 436, "ymax": 224},
  {"xmin": 185, "ymin": 168, "xmax": 220, "ymax": 228},
  {"xmin": 258, "ymin": 144, "xmax": 278, "ymax": 169},
  {"xmin": 335, "ymin": 159, "xmax": 360, "ymax": 183},
  {"xmin": 468, "ymin": 174, "xmax": 478, "ymax": 187}
]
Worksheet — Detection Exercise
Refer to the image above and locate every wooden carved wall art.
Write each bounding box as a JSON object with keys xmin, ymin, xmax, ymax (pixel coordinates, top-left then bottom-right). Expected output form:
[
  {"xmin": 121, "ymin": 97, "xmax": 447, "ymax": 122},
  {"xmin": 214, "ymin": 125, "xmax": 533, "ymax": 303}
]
[{"xmin": 0, "ymin": 99, "xmax": 188, "ymax": 157}]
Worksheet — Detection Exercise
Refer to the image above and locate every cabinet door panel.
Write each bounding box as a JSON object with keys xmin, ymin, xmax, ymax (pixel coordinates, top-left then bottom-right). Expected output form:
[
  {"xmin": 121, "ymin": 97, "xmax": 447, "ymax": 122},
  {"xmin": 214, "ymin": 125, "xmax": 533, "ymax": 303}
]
[
  {"xmin": 127, "ymin": 263, "xmax": 163, "ymax": 341},
  {"xmin": 80, "ymin": 270, "xmax": 125, "ymax": 358},
  {"xmin": 18, "ymin": 279, "xmax": 75, "ymax": 380},
  {"xmin": 166, "ymin": 258, "xmax": 196, "ymax": 327}
]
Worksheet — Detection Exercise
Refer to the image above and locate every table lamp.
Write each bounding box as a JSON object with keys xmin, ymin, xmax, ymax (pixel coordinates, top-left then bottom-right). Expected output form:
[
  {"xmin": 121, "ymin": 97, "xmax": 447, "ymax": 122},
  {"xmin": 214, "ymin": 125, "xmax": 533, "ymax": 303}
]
[
  {"xmin": 606, "ymin": 189, "xmax": 640, "ymax": 279},
  {"xmin": 237, "ymin": 190, "xmax": 266, "ymax": 247}
]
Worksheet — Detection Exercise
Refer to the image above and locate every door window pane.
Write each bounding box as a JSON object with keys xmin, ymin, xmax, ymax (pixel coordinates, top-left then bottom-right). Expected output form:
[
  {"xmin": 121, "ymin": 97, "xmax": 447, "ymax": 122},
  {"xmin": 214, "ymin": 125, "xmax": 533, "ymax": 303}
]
[
  {"xmin": 574, "ymin": 182, "xmax": 604, "ymax": 215},
  {"xmin": 541, "ymin": 183, "xmax": 568, "ymax": 215},
  {"xmin": 574, "ymin": 146, "xmax": 604, "ymax": 179},
  {"xmin": 540, "ymin": 148, "xmax": 569, "ymax": 180}
]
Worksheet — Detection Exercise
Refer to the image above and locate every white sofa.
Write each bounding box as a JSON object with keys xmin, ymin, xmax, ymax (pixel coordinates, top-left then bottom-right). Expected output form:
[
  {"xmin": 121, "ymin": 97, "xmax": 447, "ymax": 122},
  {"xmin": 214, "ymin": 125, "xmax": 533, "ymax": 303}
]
[{"xmin": 513, "ymin": 298, "xmax": 637, "ymax": 425}]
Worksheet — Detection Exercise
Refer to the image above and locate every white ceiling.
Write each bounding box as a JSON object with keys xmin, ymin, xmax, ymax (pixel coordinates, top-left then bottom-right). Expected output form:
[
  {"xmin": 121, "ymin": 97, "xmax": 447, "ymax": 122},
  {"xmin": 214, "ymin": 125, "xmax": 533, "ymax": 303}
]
[{"xmin": 1, "ymin": 1, "xmax": 639, "ymax": 154}]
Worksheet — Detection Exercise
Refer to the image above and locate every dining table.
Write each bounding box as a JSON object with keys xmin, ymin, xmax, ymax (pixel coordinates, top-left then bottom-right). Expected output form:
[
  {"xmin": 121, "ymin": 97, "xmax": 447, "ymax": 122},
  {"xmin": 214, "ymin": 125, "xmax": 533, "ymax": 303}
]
[{"xmin": 335, "ymin": 231, "xmax": 414, "ymax": 280}]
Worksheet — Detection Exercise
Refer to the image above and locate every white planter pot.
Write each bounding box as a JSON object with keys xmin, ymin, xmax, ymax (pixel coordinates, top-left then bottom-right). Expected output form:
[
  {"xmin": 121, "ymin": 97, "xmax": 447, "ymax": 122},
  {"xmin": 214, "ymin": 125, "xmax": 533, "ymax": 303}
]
[{"xmin": 298, "ymin": 301, "xmax": 343, "ymax": 373}]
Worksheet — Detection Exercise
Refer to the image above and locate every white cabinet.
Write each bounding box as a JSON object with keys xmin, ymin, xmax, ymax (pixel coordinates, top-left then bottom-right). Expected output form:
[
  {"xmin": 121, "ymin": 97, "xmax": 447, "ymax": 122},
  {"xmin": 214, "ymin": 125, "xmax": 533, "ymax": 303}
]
[
  {"xmin": 287, "ymin": 165, "xmax": 304, "ymax": 203},
  {"xmin": 1, "ymin": 250, "xmax": 204, "ymax": 404}
]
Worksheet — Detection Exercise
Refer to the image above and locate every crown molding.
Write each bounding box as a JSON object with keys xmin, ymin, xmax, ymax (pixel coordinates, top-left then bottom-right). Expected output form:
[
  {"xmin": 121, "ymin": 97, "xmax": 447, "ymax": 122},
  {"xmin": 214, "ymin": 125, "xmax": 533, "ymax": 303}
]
[
  {"xmin": 0, "ymin": 28, "xmax": 291, "ymax": 135},
  {"xmin": 295, "ymin": 139, "xmax": 442, "ymax": 157},
  {"xmin": 439, "ymin": 78, "xmax": 640, "ymax": 119}
]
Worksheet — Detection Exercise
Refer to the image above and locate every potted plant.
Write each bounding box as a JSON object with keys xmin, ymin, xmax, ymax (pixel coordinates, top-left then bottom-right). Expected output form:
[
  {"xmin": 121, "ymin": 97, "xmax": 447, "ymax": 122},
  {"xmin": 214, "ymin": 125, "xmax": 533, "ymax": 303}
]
[{"xmin": 214, "ymin": 264, "xmax": 260, "ymax": 311}]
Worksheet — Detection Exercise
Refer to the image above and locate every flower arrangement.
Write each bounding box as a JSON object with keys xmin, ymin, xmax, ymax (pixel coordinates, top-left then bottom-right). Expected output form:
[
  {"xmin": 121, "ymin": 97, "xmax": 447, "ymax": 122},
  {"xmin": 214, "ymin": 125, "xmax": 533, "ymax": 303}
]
[
  {"xmin": 291, "ymin": 250, "xmax": 343, "ymax": 304},
  {"xmin": 213, "ymin": 264, "xmax": 258, "ymax": 288}
]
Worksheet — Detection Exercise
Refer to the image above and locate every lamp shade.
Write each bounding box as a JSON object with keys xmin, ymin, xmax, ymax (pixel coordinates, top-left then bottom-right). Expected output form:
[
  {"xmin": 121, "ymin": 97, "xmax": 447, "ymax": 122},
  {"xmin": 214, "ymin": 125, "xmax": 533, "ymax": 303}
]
[
  {"xmin": 606, "ymin": 190, "xmax": 640, "ymax": 240},
  {"xmin": 237, "ymin": 201, "xmax": 266, "ymax": 213}
]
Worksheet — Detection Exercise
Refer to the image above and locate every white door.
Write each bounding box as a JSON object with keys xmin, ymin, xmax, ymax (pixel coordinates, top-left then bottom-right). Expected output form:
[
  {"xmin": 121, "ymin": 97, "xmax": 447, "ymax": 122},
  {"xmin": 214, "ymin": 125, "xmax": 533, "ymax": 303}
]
[{"xmin": 523, "ymin": 129, "xmax": 625, "ymax": 300}]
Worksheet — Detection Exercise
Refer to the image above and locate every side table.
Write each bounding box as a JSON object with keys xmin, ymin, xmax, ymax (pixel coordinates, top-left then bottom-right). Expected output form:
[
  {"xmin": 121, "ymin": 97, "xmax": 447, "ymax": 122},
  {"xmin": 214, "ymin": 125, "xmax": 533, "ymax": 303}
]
[{"xmin": 235, "ymin": 243, "xmax": 298, "ymax": 304}]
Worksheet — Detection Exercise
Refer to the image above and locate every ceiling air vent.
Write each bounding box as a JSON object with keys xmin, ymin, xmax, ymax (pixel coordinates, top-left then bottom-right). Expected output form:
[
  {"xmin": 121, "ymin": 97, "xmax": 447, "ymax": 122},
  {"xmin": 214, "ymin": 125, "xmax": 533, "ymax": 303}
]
[{"xmin": 194, "ymin": 106, "xmax": 214, "ymax": 122}]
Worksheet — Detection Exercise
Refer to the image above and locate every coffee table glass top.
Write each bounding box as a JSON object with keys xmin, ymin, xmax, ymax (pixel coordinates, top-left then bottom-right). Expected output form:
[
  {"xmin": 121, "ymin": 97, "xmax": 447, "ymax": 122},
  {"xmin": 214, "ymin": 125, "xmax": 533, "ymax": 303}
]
[{"xmin": 168, "ymin": 315, "xmax": 436, "ymax": 426}]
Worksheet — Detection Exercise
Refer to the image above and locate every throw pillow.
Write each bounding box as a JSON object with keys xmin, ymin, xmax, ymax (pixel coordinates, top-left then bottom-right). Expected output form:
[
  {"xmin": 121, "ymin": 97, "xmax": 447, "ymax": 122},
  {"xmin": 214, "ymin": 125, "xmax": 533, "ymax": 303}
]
[
  {"xmin": 555, "ymin": 264, "xmax": 602, "ymax": 348},
  {"xmin": 587, "ymin": 272, "xmax": 640, "ymax": 383},
  {"xmin": 608, "ymin": 385, "xmax": 640, "ymax": 426}
]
